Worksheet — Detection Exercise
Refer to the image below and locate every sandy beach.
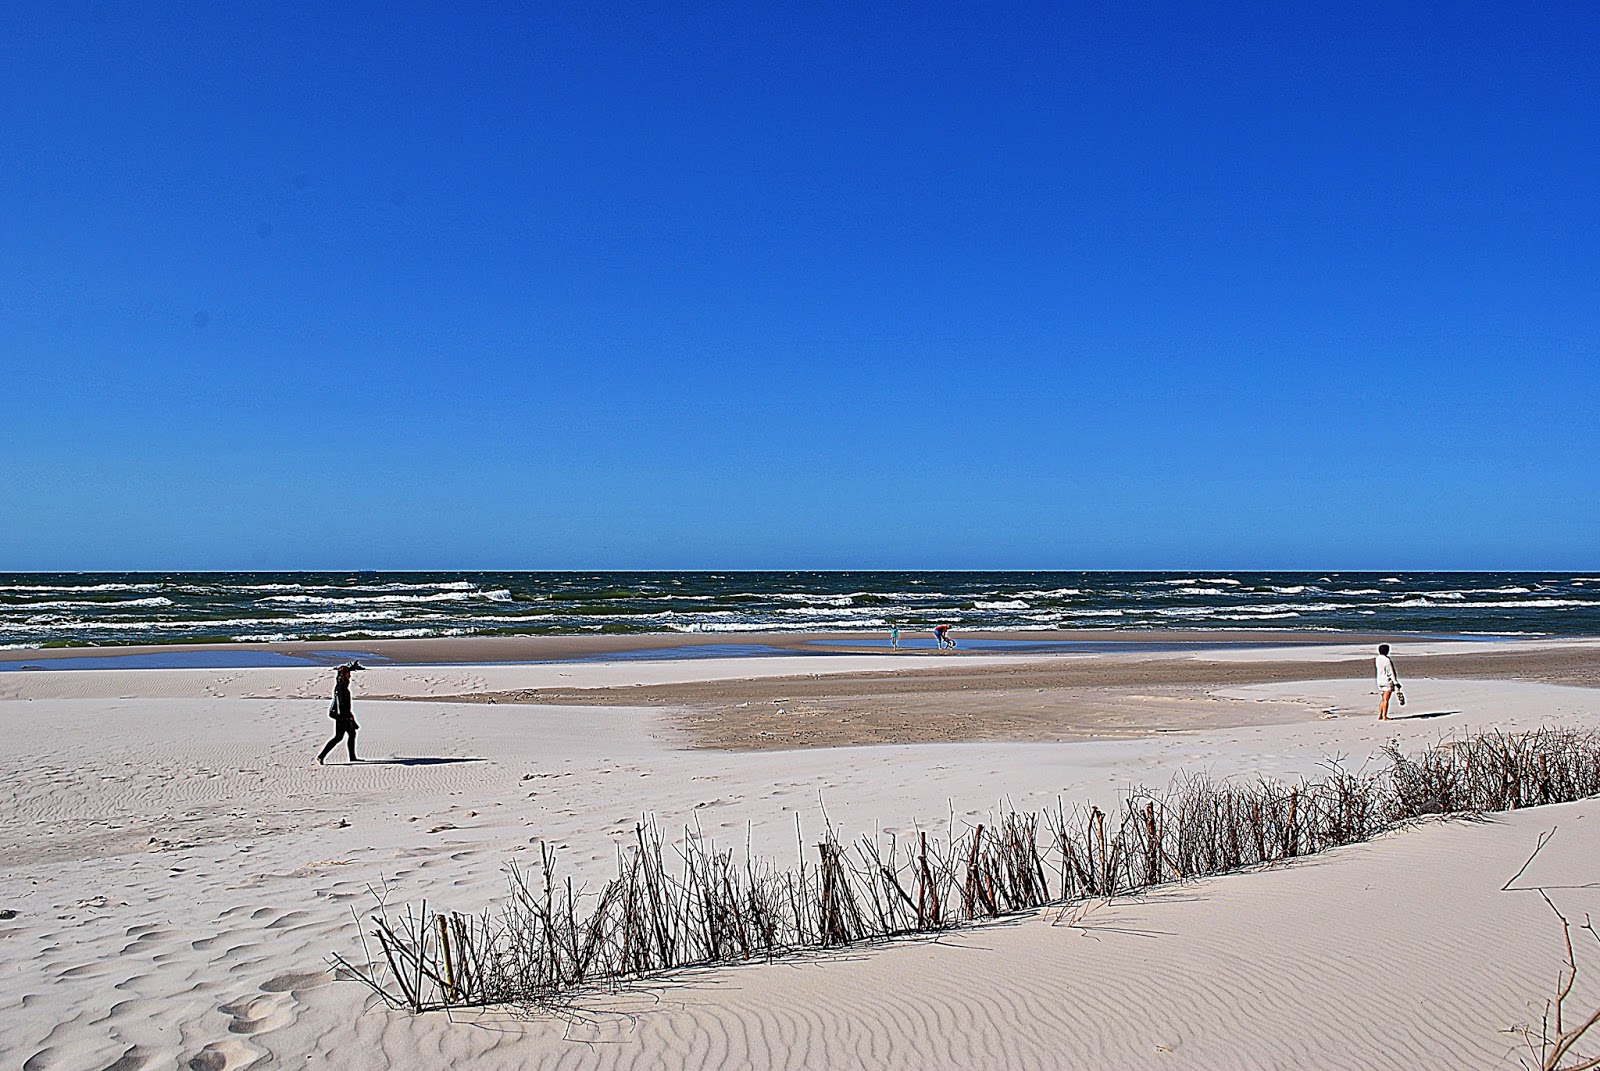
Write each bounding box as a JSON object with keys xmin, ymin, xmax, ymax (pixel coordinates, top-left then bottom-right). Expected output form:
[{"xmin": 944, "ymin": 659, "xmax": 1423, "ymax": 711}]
[
  {"xmin": 6, "ymin": 635, "xmax": 1600, "ymax": 1069},
  {"xmin": 15, "ymin": 0, "xmax": 1596, "ymax": 1062}
]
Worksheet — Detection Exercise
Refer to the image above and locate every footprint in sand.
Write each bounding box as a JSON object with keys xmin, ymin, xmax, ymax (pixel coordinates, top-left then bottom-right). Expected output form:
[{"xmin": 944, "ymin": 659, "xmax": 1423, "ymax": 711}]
[
  {"xmin": 28, "ymin": 1046, "xmax": 152, "ymax": 1071},
  {"xmin": 185, "ymin": 1038, "xmax": 259, "ymax": 1071},
  {"xmin": 258, "ymin": 970, "xmax": 330, "ymax": 994},
  {"xmin": 99, "ymin": 1046, "xmax": 151, "ymax": 1071},
  {"xmin": 219, "ymin": 994, "xmax": 294, "ymax": 1035}
]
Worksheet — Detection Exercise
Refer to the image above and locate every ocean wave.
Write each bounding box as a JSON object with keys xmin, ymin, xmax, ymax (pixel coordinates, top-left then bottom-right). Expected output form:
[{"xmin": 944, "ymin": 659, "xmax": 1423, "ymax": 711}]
[
  {"xmin": 3, "ymin": 596, "xmax": 174, "ymax": 611},
  {"xmin": 0, "ymin": 582, "xmax": 166, "ymax": 594},
  {"xmin": 1463, "ymin": 599, "xmax": 1599, "ymax": 609},
  {"xmin": 7, "ymin": 572, "xmax": 1599, "ymax": 645},
  {"xmin": 1153, "ymin": 605, "xmax": 1315, "ymax": 619},
  {"xmin": 771, "ymin": 606, "xmax": 884, "ymax": 619},
  {"xmin": 771, "ymin": 593, "xmax": 857, "ymax": 606},
  {"xmin": 241, "ymin": 580, "xmax": 478, "ymax": 593},
  {"xmin": 672, "ymin": 618, "xmax": 891, "ymax": 633},
  {"xmin": 1153, "ymin": 602, "xmax": 1335, "ymax": 617},
  {"xmin": 323, "ymin": 627, "xmax": 476, "ymax": 640},
  {"xmin": 6, "ymin": 617, "xmax": 265, "ymax": 633},
  {"xmin": 1147, "ymin": 578, "xmax": 1242, "ymax": 586},
  {"xmin": 259, "ymin": 590, "xmax": 506, "ymax": 606},
  {"xmin": 6, "ymin": 609, "xmax": 425, "ymax": 632},
  {"xmin": 669, "ymin": 622, "xmax": 758, "ymax": 633},
  {"xmin": 1396, "ymin": 598, "xmax": 1599, "ymax": 609},
  {"xmin": 1214, "ymin": 611, "xmax": 1301, "ymax": 620},
  {"xmin": 842, "ymin": 591, "xmax": 946, "ymax": 602}
]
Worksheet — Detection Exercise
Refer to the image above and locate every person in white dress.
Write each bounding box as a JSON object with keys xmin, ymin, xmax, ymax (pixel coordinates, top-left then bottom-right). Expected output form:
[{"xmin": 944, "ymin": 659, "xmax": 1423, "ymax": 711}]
[{"xmin": 1375, "ymin": 644, "xmax": 1401, "ymax": 721}]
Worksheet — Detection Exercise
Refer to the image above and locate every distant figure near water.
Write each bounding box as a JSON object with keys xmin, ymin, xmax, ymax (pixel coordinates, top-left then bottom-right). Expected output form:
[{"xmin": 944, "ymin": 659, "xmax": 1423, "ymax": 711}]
[
  {"xmin": 1375, "ymin": 644, "xmax": 1402, "ymax": 720},
  {"xmin": 890, "ymin": 624, "xmax": 899, "ymax": 650},
  {"xmin": 317, "ymin": 661, "xmax": 366, "ymax": 764},
  {"xmin": 934, "ymin": 624, "xmax": 954, "ymax": 650}
]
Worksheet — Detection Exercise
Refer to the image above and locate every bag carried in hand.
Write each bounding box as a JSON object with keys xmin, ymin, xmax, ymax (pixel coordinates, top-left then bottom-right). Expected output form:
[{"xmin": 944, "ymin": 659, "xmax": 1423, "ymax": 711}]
[{"xmin": 1396, "ymin": 689, "xmax": 1406, "ymax": 706}]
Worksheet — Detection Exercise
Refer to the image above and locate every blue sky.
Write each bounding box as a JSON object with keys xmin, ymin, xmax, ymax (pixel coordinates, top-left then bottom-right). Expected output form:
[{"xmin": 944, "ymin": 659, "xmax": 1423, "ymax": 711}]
[{"xmin": 3, "ymin": 1, "xmax": 1596, "ymax": 570}]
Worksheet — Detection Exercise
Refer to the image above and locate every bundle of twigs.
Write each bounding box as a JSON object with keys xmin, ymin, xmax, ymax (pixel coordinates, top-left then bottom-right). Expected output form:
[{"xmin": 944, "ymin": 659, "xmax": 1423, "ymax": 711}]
[{"xmin": 335, "ymin": 728, "xmax": 1600, "ymax": 1013}]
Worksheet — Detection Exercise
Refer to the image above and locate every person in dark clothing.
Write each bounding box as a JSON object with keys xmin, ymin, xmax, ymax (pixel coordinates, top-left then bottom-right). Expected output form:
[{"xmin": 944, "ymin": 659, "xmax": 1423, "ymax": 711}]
[{"xmin": 316, "ymin": 661, "xmax": 366, "ymax": 764}]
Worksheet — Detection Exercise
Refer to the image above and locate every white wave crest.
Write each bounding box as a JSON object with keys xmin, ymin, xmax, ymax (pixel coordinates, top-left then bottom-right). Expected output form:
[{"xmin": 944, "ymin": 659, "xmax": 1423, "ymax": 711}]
[
  {"xmin": 324, "ymin": 627, "xmax": 476, "ymax": 640},
  {"xmin": 237, "ymin": 580, "xmax": 478, "ymax": 594},
  {"xmin": 259, "ymin": 591, "xmax": 494, "ymax": 606},
  {"xmin": 670, "ymin": 619, "xmax": 890, "ymax": 633},
  {"xmin": 842, "ymin": 591, "xmax": 941, "ymax": 602},
  {"xmin": 1396, "ymin": 598, "xmax": 1598, "ymax": 609},
  {"xmin": 1154, "ymin": 602, "xmax": 1333, "ymax": 618},
  {"xmin": 0, "ymin": 582, "xmax": 165, "ymax": 594},
  {"xmin": 4, "ymin": 596, "xmax": 174, "ymax": 611}
]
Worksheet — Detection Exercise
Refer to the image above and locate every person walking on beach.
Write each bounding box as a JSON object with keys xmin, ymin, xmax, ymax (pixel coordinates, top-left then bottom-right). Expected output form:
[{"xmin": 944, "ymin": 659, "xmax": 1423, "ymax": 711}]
[
  {"xmin": 317, "ymin": 661, "xmax": 366, "ymax": 764},
  {"xmin": 1375, "ymin": 644, "xmax": 1401, "ymax": 720},
  {"xmin": 934, "ymin": 624, "xmax": 953, "ymax": 650},
  {"xmin": 890, "ymin": 624, "xmax": 900, "ymax": 650}
]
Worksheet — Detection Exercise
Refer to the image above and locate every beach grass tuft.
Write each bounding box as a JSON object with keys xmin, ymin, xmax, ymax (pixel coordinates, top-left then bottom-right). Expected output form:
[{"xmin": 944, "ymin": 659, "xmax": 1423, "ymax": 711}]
[{"xmin": 336, "ymin": 728, "xmax": 1600, "ymax": 1013}]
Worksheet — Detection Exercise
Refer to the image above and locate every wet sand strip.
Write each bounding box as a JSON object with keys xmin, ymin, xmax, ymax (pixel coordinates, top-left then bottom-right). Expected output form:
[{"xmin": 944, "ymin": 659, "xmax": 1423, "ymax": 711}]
[{"xmin": 377, "ymin": 643, "xmax": 1600, "ymax": 750}]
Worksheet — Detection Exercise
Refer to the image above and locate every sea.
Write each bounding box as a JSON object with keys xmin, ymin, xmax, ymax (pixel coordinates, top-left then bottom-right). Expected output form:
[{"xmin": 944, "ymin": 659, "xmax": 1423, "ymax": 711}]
[{"xmin": 1, "ymin": 571, "xmax": 1597, "ymax": 651}]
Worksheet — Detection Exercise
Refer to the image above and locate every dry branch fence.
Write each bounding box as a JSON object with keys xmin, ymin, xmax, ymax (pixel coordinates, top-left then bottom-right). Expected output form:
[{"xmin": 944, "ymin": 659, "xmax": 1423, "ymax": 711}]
[{"xmin": 335, "ymin": 729, "xmax": 1600, "ymax": 1012}]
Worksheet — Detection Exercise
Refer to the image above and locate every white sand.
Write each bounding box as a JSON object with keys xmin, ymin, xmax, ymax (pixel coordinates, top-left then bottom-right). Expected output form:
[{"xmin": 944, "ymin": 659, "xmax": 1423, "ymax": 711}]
[{"xmin": 5, "ymin": 647, "xmax": 1600, "ymax": 1069}]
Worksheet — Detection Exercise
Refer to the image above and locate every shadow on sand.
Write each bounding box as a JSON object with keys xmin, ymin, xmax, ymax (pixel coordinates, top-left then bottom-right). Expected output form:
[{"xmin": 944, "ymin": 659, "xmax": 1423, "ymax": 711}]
[
  {"xmin": 1388, "ymin": 709, "xmax": 1462, "ymax": 721},
  {"xmin": 354, "ymin": 757, "xmax": 487, "ymax": 766}
]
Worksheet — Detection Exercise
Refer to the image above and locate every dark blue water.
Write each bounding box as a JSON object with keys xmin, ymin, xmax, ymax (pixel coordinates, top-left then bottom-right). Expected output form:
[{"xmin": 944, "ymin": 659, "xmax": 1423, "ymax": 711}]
[{"xmin": 2, "ymin": 571, "xmax": 1596, "ymax": 650}]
